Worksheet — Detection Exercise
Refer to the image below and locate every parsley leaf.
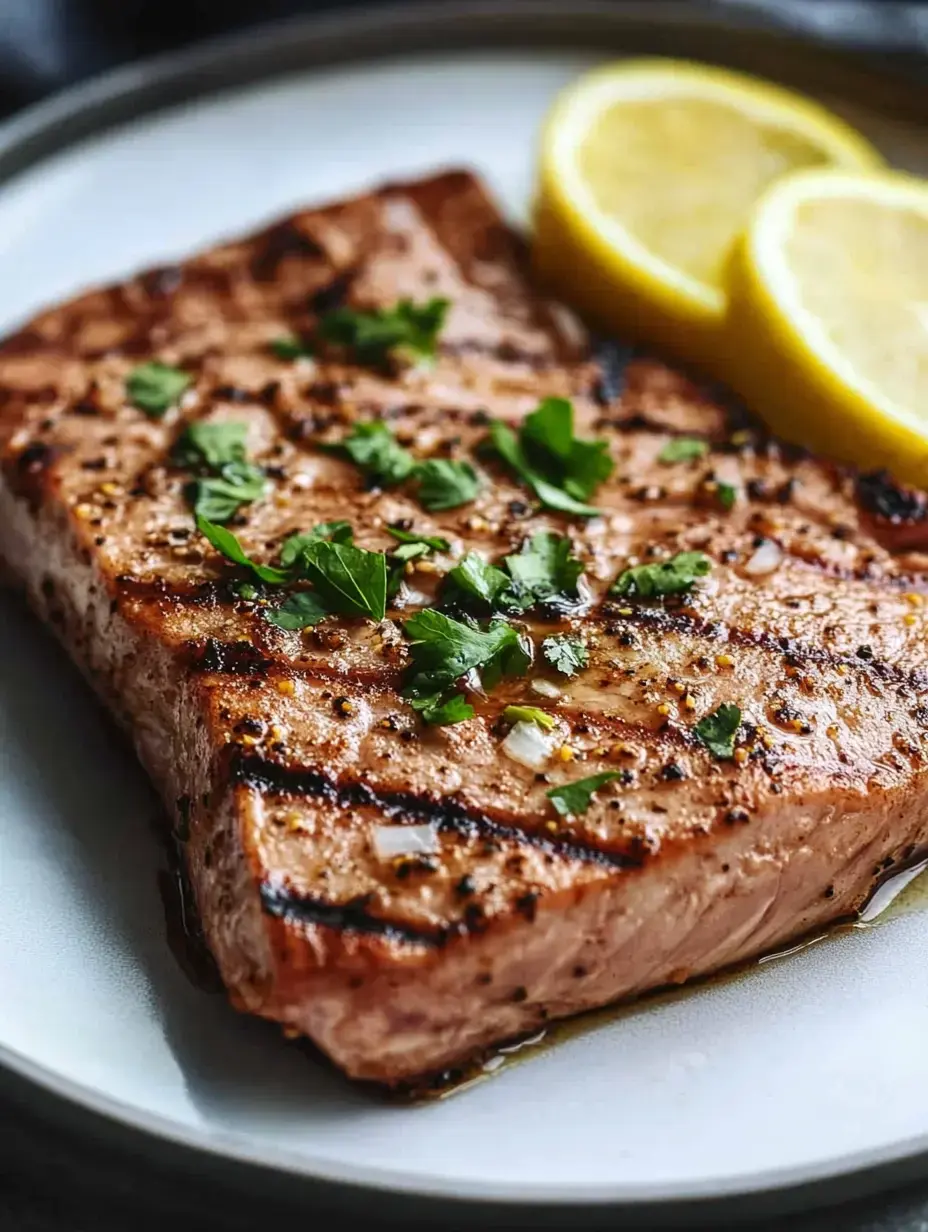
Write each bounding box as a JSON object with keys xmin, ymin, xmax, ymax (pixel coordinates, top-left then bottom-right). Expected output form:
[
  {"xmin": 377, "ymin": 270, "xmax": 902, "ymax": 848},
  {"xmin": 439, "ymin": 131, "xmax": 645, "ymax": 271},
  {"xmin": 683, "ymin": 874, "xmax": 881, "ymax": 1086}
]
[
  {"xmin": 266, "ymin": 591, "xmax": 330, "ymax": 631},
  {"xmin": 403, "ymin": 611, "xmax": 522, "ymax": 694},
  {"xmin": 386, "ymin": 526, "xmax": 450, "ymax": 553},
  {"xmin": 196, "ymin": 516, "xmax": 290, "ymax": 584},
  {"xmin": 486, "ymin": 398, "xmax": 611, "ymax": 518},
  {"xmin": 173, "ymin": 421, "xmax": 247, "ymax": 470},
  {"xmin": 318, "ymin": 297, "xmax": 449, "ymax": 367},
  {"xmin": 402, "ymin": 611, "xmax": 528, "ymax": 723},
  {"xmin": 193, "ymin": 467, "xmax": 267, "ymax": 522},
  {"xmin": 502, "ymin": 705, "xmax": 556, "ymax": 731},
  {"xmin": 542, "ymin": 635, "xmax": 588, "ymax": 677},
  {"xmin": 659, "ymin": 437, "xmax": 708, "ymax": 464},
  {"xmin": 173, "ymin": 420, "xmax": 266, "ymax": 523},
  {"xmin": 328, "ymin": 421, "xmax": 415, "ymax": 487},
  {"xmin": 385, "ymin": 527, "xmax": 449, "ymax": 597},
  {"xmin": 611, "ymin": 550, "xmax": 711, "ymax": 599},
  {"xmin": 270, "ymin": 335, "xmax": 313, "ymax": 360},
  {"xmin": 504, "ymin": 532, "xmax": 583, "ymax": 606},
  {"xmin": 445, "ymin": 553, "xmax": 510, "ymax": 607},
  {"xmin": 390, "ymin": 542, "xmax": 432, "ymax": 564},
  {"xmin": 279, "ymin": 521, "xmax": 354, "ymax": 567},
  {"xmin": 694, "ymin": 703, "xmax": 742, "ymax": 759},
  {"xmin": 300, "ymin": 540, "xmax": 387, "ymax": 621},
  {"xmin": 521, "ymin": 398, "xmax": 614, "ymax": 501},
  {"xmin": 412, "ymin": 459, "xmax": 481, "ymax": 511},
  {"xmin": 547, "ymin": 771, "xmax": 621, "ymax": 817},
  {"xmin": 410, "ymin": 693, "xmax": 474, "ymax": 726},
  {"xmin": 127, "ymin": 362, "xmax": 192, "ymax": 418},
  {"xmin": 442, "ymin": 534, "xmax": 582, "ymax": 615},
  {"xmin": 716, "ymin": 481, "xmax": 737, "ymax": 511}
]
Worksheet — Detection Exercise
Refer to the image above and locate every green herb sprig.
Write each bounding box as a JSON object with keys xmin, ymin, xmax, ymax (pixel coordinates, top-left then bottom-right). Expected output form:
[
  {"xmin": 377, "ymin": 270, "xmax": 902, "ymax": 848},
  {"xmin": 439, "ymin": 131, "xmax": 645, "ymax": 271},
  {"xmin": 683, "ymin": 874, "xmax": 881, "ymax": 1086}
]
[
  {"xmin": 402, "ymin": 610, "xmax": 530, "ymax": 726},
  {"xmin": 319, "ymin": 297, "xmax": 449, "ymax": 368},
  {"xmin": 694, "ymin": 703, "xmax": 742, "ymax": 759},
  {"xmin": 196, "ymin": 516, "xmax": 387, "ymax": 627},
  {"xmin": 547, "ymin": 771, "xmax": 621, "ymax": 817},
  {"xmin": 611, "ymin": 550, "xmax": 711, "ymax": 599},
  {"xmin": 541, "ymin": 635, "xmax": 588, "ymax": 677},
  {"xmin": 127, "ymin": 362, "xmax": 192, "ymax": 418},
  {"xmin": 173, "ymin": 421, "xmax": 266, "ymax": 522},
  {"xmin": 486, "ymin": 398, "xmax": 613, "ymax": 518}
]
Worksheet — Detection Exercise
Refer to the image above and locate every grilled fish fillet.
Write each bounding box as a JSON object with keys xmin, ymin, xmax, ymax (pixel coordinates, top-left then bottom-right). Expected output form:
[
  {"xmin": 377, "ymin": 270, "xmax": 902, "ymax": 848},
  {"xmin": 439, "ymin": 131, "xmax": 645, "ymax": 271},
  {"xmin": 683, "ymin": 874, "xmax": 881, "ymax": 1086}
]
[{"xmin": 3, "ymin": 169, "xmax": 928, "ymax": 1085}]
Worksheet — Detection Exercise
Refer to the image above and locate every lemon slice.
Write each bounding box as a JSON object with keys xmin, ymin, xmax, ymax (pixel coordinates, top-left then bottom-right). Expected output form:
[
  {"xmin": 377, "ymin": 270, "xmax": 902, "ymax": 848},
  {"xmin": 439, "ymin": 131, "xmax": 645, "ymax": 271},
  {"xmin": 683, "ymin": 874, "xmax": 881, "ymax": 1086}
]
[
  {"xmin": 533, "ymin": 59, "xmax": 881, "ymax": 366},
  {"xmin": 724, "ymin": 168, "xmax": 928, "ymax": 486}
]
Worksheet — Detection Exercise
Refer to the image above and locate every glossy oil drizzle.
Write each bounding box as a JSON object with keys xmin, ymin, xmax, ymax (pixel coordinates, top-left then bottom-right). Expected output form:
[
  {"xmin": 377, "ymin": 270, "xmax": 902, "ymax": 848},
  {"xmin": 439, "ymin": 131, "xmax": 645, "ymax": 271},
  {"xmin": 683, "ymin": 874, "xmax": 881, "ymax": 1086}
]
[
  {"xmin": 156, "ymin": 816, "xmax": 928, "ymax": 1101},
  {"xmin": 400, "ymin": 854, "xmax": 928, "ymax": 1101}
]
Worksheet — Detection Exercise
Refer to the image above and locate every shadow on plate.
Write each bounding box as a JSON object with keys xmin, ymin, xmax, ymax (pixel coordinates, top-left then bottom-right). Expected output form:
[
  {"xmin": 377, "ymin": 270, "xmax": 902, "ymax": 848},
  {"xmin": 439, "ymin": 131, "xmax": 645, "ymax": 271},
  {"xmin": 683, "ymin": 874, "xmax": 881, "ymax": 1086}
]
[{"xmin": 0, "ymin": 592, "xmax": 374, "ymax": 1132}]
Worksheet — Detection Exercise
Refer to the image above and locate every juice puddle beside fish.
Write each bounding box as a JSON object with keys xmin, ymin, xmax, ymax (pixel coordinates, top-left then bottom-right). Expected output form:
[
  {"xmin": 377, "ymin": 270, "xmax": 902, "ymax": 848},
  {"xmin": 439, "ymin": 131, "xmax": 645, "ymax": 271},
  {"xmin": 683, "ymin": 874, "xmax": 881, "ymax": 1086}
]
[
  {"xmin": 156, "ymin": 823, "xmax": 928, "ymax": 1101},
  {"xmin": 410, "ymin": 857, "xmax": 928, "ymax": 1101}
]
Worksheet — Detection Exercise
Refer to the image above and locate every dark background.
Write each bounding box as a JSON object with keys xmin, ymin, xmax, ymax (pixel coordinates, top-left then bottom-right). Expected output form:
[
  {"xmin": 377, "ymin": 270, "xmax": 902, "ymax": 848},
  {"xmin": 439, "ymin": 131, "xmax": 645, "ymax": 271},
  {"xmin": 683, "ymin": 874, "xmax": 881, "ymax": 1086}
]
[{"xmin": 2, "ymin": 0, "xmax": 928, "ymax": 1229}]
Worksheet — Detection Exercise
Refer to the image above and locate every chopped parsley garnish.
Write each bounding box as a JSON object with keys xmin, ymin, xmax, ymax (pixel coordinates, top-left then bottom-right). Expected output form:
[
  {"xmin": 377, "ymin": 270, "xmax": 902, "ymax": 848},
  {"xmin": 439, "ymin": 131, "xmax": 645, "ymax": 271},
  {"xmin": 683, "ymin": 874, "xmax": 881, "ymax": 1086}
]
[
  {"xmin": 386, "ymin": 526, "xmax": 451, "ymax": 553},
  {"xmin": 385, "ymin": 527, "xmax": 449, "ymax": 596},
  {"xmin": 504, "ymin": 532, "xmax": 583, "ymax": 607},
  {"xmin": 173, "ymin": 421, "xmax": 246, "ymax": 470},
  {"xmin": 611, "ymin": 550, "xmax": 711, "ymax": 599},
  {"xmin": 659, "ymin": 437, "xmax": 708, "ymax": 464},
  {"xmin": 268, "ymin": 591, "xmax": 330, "ymax": 630},
  {"xmin": 299, "ymin": 539, "xmax": 387, "ymax": 621},
  {"xmin": 445, "ymin": 553, "xmax": 510, "ymax": 607},
  {"xmin": 197, "ymin": 516, "xmax": 385, "ymax": 626},
  {"xmin": 173, "ymin": 421, "xmax": 266, "ymax": 522},
  {"xmin": 547, "ymin": 771, "xmax": 621, "ymax": 817},
  {"xmin": 318, "ymin": 297, "xmax": 449, "ymax": 368},
  {"xmin": 409, "ymin": 693, "xmax": 474, "ymax": 726},
  {"xmin": 402, "ymin": 610, "xmax": 529, "ymax": 726},
  {"xmin": 327, "ymin": 421, "xmax": 480, "ymax": 512},
  {"xmin": 502, "ymin": 705, "xmax": 556, "ymax": 731},
  {"xmin": 279, "ymin": 521, "xmax": 354, "ymax": 566},
  {"xmin": 716, "ymin": 481, "xmax": 737, "ymax": 511},
  {"xmin": 694, "ymin": 703, "xmax": 742, "ymax": 759},
  {"xmin": 542, "ymin": 634, "xmax": 588, "ymax": 677},
  {"xmin": 390, "ymin": 542, "xmax": 433, "ymax": 565},
  {"xmin": 196, "ymin": 516, "xmax": 290, "ymax": 585},
  {"xmin": 328, "ymin": 421, "xmax": 415, "ymax": 487},
  {"xmin": 443, "ymin": 533, "xmax": 583, "ymax": 615},
  {"xmin": 412, "ymin": 459, "xmax": 481, "ymax": 512},
  {"xmin": 270, "ymin": 335, "xmax": 313, "ymax": 360},
  {"xmin": 486, "ymin": 398, "xmax": 613, "ymax": 518},
  {"xmin": 127, "ymin": 362, "xmax": 192, "ymax": 418}
]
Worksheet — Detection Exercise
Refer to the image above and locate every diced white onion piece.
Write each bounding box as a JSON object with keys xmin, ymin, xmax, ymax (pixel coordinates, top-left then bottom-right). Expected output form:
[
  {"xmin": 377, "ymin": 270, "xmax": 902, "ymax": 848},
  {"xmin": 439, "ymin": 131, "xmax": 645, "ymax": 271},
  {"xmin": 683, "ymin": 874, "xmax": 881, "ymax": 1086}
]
[
  {"xmin": 744, "ymin": 539, "xmax": 783, "ymax": 577},
  {"xmin": 372, "ymin": 823, "xmax": 439, "ymax": 861},
  {"xmin": 393, "ymin": 582, "xmax": 431, "ymax": 608},
  {"xmin": 462, "ymin": 668, "xmax": 486, "ymax": 697},
  {"xmin": 502, "ymin": 720, "xmax": 554, "ymax": 769},
  {"xmin": 530, "ymin": 678, "xmax": 563, "ymax": 699}
]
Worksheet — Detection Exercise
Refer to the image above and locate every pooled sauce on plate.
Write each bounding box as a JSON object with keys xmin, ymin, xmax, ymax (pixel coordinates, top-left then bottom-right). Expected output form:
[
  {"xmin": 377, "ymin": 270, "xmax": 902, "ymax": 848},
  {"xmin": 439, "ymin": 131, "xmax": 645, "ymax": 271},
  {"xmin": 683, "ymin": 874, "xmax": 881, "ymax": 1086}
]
[
  {"xmin": 392, "ymin": 853, "xmax": 928, "ymax": 1102},
  {"xmin": 156, "ymin": 798, "xmax": 928, "ymax": 1101}
]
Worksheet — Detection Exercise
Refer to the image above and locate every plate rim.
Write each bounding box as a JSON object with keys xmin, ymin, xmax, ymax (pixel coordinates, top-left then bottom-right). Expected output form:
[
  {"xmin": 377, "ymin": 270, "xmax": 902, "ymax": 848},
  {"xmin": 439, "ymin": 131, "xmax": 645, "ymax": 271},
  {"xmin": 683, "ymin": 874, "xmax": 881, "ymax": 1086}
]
[{"xmin": 2, "ymin": 0, "xmax": 928, "ymax": 1217}]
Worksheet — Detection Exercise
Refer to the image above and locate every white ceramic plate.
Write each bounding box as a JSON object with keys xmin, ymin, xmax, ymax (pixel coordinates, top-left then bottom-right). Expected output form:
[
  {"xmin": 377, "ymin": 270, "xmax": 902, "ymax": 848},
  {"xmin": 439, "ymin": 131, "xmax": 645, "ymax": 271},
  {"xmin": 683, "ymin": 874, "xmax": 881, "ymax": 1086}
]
[{"xmin": 3, "ymin": 4, "xmax": 928, "ymax": 1218}]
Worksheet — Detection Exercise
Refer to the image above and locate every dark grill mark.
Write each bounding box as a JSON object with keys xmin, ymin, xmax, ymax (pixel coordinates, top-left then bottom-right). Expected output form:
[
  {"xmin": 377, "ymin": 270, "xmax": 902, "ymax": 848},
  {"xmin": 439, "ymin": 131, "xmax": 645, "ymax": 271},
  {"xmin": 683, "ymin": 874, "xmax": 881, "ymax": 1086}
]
[
  {"xmin": 310, "ymin": 270, "xmax": 355, "ymax": 315},
  {"xmin": 251, "ymin": 220, "xmax": 324, "ymax": 281},
  {"xmin": 231, "ymin": 752, "xmax": 643, "ymax": 871},
  {"xmin": 138, "ymin": 265, "xmax": 183, "ymax": 299},
  {"xmin": 261, "ymin": 885, "xmax": 440, "ymax": 945},
  {"xmin": 6, "ymin": 440, "xmax": 59, "ymax": 507},
  {"xmin": 190, "ymin": 638, "xmax": 273, "ymax": 676},
  {"xmin": 599, "ymin": 602, "xmax": 928, "ymax": 691},
  {"xmin": 592, "ymin": 339, "xmax": 636, "ymax": 406},
  {"xmin": 116, "ymin": 576, "xmax": 227, "ymax": 606},
  {"xmin": 857, "ymin": 470, "xmax": 928, "ymax": 524}
]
